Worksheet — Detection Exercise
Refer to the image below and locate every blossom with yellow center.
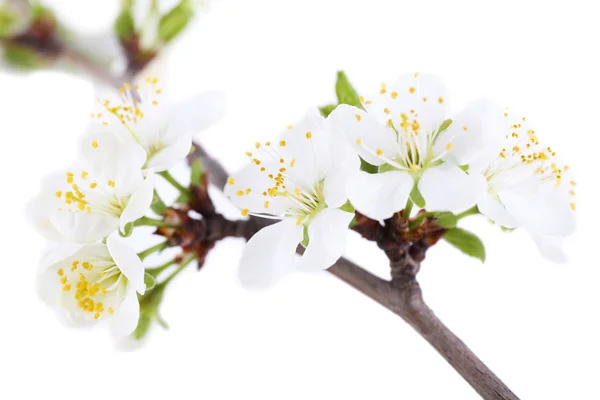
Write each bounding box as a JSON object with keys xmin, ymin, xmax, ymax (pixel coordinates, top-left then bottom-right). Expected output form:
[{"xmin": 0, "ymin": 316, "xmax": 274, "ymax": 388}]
[
  {"xmin": 329, "ymin": 73, "xmax": 503, "ymax": 219},
  {"xmin": 27, "ymin": 129, "xmax": 154, "ymax": 243},
  {"xmin": 468, "ymin": 112, "xmax": 576, "ymax": 262},
  {"xmin": 224, "ymin": 108, "xmax": 357, "ymax": 288},
  {"xmin": 36, "ymin": 236, "xmax": 146, "ymax": 336},
  {"xmin": 95, "ymin": 77, "xmax": 226, "ymax": 172}
]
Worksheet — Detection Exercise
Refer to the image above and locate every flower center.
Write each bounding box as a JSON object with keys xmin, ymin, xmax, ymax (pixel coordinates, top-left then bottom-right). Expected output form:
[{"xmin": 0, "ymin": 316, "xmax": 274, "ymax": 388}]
[
  {"xmin": 482, "ymin": 115, "xmax": 576, "ymax": 210},
  {"xmin": 57, "ymin": 260, "xmax": 121, "ymax": 320},
  {"xmin": 239, "ymin": 139, "xmax": 327, "ymax": 225},
  {"xmin": 54, "ymin": 170, "xmax": 125, "ymax": 218}
]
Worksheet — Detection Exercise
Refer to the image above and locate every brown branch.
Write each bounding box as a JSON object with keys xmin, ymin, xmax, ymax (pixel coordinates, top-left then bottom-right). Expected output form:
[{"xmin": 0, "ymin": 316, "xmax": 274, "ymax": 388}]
[
  {"xmin": 39, "ymin": 43, "xmax": 519, "ymax": 399},
  {"xmin": 189, "ymin": 144, "xmax": 519, "ymax": 400}
]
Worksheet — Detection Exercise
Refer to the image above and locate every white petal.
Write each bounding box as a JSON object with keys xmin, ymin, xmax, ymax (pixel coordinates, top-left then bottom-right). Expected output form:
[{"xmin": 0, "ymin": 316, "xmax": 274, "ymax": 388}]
[
  {"xmin": 36, "ymin": 265, "xmax": 62, "ymax": 307},
  {"xmin": 144, "ymin": 134, "xmax": 192, "ymax": 172},
  {"xmin": 419, "ymin": 164, "xmax": 482, "ymax": 213},
  {"xmin": 347, "ymin": 170, "xmax": 413, "ymax": 220},
  {"xmin": 26, "ymin": 194, "xmax": 65, "ymax": 242},
  {"xmin": 499, "ymin": 185, "xmax": 575, "ymax": 236},
  {"xmin": 529, "ymin": 232, "xmax": 567, "ymax": 263},
  {"xmin": 171, "ymin": 91, "xmax": 227, "ymax": 137},
  {"xmin": 297, "ymin": 208, "xmax": 353, "ymax": 272},
  {"xmin": 107, "ymin": 236, "xmax": 146, "ymax": 295},
  {"xmin": 276, "ymin": 108, "xmax": 329, "ymax": 183},
  {"xmin": 238, "ymin": 219, "xmax": 303, "ymax": 289},
  {"xmin": 367, "ymin": 73, "xmax": 448, "ymax": 133},
  {"xmin": 435, "ymin": 99, "xmax": 506, "ymax": 166},
  {"xmin": 110, "ymin": 285, "xmax": 141, "ymax": 337},
  {"xmin": 49, "ymin": 211, "xmax": 119, "ymax": 243},
  {"xmin": 323, "ymin": 168, "xmax": 350, "ymax": 209},
  {"xmin": 120, "ymin": 171, "xmax": 155, "ymax": 230},
  {"xmin": 79, "ymin": 124, "xmax": 146, "ymax": 184},
  {"xmin": 328, "ymin": 104, "xmax": 397, "ymax": 166},
  {"xmin": 477, "ymin": 192, "xmax": 519, "ymax": 228}
]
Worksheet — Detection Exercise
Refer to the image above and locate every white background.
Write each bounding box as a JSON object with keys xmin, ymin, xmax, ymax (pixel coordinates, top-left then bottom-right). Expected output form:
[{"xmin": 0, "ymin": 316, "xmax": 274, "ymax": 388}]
[{"xmin": 1, "ymin": 0, "xmax": 599, "ymax": 398}]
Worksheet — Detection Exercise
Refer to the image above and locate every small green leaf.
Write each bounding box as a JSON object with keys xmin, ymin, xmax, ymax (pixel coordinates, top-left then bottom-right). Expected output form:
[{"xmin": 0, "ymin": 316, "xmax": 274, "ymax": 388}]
[
  {"xmin": 175, "ymin": 192, "xmax": 192, "ymax": 204},
  {"xmin": 114, "ymin": 11, "xmax": 135, "ymax": 40},
  {"xmin": 151, "ymin": 190, "xmax": 168, "ymax": 215},
  {"xmin": 144, "ymin": 273, "xmax": 157, "ymax": 291},
  {"xmin": 335, "ymin": 71, "xmax": 364, "ymax": 109},
  {"xmin": 190, "ymin": 158, "xmax": 204, "ymax": 187},
  {"xmin": 319, "ymin": 104, "xmax": 336, "ymax": 117},
  {"xmin": 458, "ymin": 164, "xmax": 469, "ymax": 172},
  {"xmin": 119, "ymin": 222, "xmax": 134, "ymax": 237},
  {"xmin": 378, "ymin": 163, "xmax": 398, "ymax": 173},
  {"xmin": 410, "ymin": 184, "xmax": 426, "ymax": 208},
  {"xmin": 360, "ymin": 157, "xmax": 378, "ymax": 173},
  {"xmin": 430, "ymin": 211, "xmax": 457, "ymax": 228},
  {"xmin": 2, "ymin": 45, "xmax": 45, "ymax": 69},
  {"xmin": 443, "ymin": 228, "xmax": 486, "ymax": 262},
  {"xmin": 339, "ymin": 200, "xmax": 355, "ymax": 213},
  {"xmin": 158, "ymin": 0, "xmax": 194, "ymax": 43}
]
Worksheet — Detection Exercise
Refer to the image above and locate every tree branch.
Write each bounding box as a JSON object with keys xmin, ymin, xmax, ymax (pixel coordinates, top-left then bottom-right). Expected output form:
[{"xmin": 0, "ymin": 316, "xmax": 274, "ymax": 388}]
[{"xmin": 43, "ymin": 42, "xmax": 518, "ymax": 400}]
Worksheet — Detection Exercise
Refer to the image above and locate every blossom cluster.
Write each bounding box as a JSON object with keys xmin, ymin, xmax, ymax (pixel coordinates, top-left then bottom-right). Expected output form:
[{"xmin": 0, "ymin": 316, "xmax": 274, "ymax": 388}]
[
  {"xmin": 28, "ymin": 71, "xmax": 577, "ymax": 337},
  {"xmin": 29, "ymin": 77, "xmax": 222, "ymax": 336},
  {"xmin": 225, "ymin": 73, "xmax": 576, "ymax": 288}
]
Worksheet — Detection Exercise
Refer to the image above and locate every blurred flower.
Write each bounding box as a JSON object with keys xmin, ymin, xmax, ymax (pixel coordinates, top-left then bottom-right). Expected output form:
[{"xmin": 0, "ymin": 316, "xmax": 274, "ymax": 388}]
[
  {"xmin": 329, "ymin": 73, "xmax": 502, "ymax": 219},
  {"xmin": 36, "ymin": 236, "xmax": 146, "ymax": 337},
  {"xmin": 97, "ymin": 77, "xmax": 225, "ymax": 171},
  {"xmin": 28, "ymin": 127, "xmax": 154, "ymax": 243},
  {"xmin": 469, "ymin": 112, "xmax": 576, "ymax": 262},
  {"xmin": 225, "ymin": 108, "xmax": 357, "ymax": 288}
]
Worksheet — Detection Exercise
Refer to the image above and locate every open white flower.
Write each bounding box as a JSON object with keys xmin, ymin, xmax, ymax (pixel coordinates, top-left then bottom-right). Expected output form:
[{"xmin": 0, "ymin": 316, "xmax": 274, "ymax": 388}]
[
  {"xmin": 37, "ymin": 236, "xmax": 146, "ymax": 337},
  {"xmin": 224, "ymin": 108, "xmax": 357, "ymax": 288},
  {"xmin": 329, "ymin": 73, "xmax": 504, "ymax": 219},
  {"xmin": 28, "ymin": 127, "xmax": 154, "ymax": 243},
  {"xmin": 96, "ymin": 77, "xmax": 226, "ymax": 171},
  {"xmin": 469, "ymin": 112, "xmax": 576, "ymax": 262}
]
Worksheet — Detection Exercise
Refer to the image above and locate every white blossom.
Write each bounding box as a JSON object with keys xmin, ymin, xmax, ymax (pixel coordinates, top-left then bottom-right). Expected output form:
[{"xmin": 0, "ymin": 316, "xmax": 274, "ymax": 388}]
[
  {"xmin": 468, "ymin": 112, "xmax": 576, "ymax": 262},
  {"xmin": 329, "ymin": 73, "xmax": 503, "ymax": 219},
  {"xmin": 28, "ymin": 127, "xmax": 154, "ymax": 243},
  {"xmin": 96, "ymin": 77, "xmax": 226, "ymax": 171},
  {"xmin": 36, "ymin": 236, "xmax": 146, "ymax": 337},
  {"xmin": 224, "ymin": 108, "xmax": 357, "ymax": 288}
]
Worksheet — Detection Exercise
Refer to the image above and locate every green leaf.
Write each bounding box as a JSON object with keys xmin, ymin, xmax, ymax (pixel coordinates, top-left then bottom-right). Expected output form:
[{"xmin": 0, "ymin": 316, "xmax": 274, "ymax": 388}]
[
  {"xmin": 114, "ymin": 11, "xmax": 135, "ymax": 40},
  {"xmin": 2, "ymin": 45, "xmax": 45, "ymax": 69},
  {"xmin": 319, "ymin": 104, "xmax": 337, "ymax": 117},
  {"xmin": 190, "ymin": 158, "xmax": 204, "ymax": 187},
  {"xmin": 410, "ymin": 184, "xmax": 426, "ymax": 208},
  {"xmin": 335, "ymin": 71, "xmax": 364, "ymax": 109},
  {"xmin": 443, "ymin": 228, "xmax": 486, "ymax": 262},
  {"xmin": 360, "ymin": 158, "xmax": 378, "ymax": 173},
  {"xmin": 378, "ymin": 163, "xmax": 397, "ymax": 173},
  {"xmin": 458, "ymin": 164, "xmax": 469, "ymax": 172},
  {"xmin": 430, "ymin": 211, "xmax": 457, "ymax": 228},
  {"xmin": 144, "ymin": 273, "xmax": 156, "ymax": 291},
  {"xmin": 339, "ymin": 200, "xmax": 355, "ymax": 213},
  {"xmin": 158, "ymin": 0, "xmax": 194, "ymax": 43},
  {"xmin": 175, "ymin": 191, "xmax": 192, "ymax": 204},
  {"xmin": 119, "ymin": 222, "xmax": 134, "ymax": 237},
  {"xmin": 151, "ymin": 190, "xmax": 168, "ymax": 215}
]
